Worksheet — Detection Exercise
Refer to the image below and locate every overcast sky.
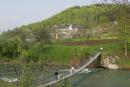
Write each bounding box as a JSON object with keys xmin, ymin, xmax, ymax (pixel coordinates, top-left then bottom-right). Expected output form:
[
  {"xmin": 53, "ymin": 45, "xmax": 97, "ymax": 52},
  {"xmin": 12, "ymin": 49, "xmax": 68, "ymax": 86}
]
[{"xmin": 0, "ymin": 0, "xmax": 102, "ymax": 32}]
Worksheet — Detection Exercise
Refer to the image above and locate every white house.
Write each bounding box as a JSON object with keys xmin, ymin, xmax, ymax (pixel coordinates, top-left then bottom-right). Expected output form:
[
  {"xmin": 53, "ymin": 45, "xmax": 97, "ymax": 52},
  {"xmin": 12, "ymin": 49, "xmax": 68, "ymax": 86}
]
[{"xmin": 53, "ymin": 24, "xmax": 81, "ymax": 40}]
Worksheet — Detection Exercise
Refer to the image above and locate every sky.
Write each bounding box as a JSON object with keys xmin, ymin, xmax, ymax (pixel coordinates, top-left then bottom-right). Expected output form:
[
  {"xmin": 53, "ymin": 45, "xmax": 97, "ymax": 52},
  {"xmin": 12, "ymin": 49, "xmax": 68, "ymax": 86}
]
[{"xmin": 0, "ymin": 0, "xmax": 101, "ymax": 32}]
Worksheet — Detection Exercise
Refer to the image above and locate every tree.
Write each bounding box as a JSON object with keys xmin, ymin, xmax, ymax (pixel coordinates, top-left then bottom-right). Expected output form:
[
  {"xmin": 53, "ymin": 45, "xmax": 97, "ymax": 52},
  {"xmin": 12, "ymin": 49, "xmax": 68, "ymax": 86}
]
[
  {"xmin": 32, "ymin": 25, "xmax": 51, "ymax": 44},
  {"xmin": 102, "ymin": 0, "xmax": 130, "ymax": 56},
  {"xmin": 114, "ymin": 0, "xmax": 130, "ymax": 56},
  {"xmin": 0, "ymin": 36, "xmax": 23, "ymax": 60}
]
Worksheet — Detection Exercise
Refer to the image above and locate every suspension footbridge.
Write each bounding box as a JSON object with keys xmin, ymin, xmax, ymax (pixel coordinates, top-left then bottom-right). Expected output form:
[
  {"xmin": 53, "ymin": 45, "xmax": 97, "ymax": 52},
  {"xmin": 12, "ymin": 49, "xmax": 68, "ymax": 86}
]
[{"xmin": 39, "ymin": 51, "xmax": 102, "ymax": 87}]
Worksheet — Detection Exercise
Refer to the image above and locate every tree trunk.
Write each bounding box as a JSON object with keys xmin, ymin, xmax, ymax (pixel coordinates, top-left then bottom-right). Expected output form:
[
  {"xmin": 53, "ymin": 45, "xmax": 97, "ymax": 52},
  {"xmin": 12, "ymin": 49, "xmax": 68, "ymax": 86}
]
[{"xmin": 124, "ymin": 17, "xmax": 128, "ymax": 56}]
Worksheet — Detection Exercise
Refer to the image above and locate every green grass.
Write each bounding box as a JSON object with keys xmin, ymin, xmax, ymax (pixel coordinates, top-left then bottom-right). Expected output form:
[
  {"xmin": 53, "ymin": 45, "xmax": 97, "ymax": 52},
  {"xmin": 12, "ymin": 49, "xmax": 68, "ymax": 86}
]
[
  {"xmin": 28, "ymin": 42, "xmax": 121, "ymax": 64},
  {"xmin": 28, "ymin": 44, "xmax": 89, "ymax": 64},
  {"xmin": 117, "ymin": 58, "xmax": 130, "ymax": 69},
  {"xmin": 85, "ymin": 42, "xmax": 121, "ymax": 54},
  {"xmin": 63, "ymin": 38, "xmax": 89, "ymax": 42},
  {"xmin": 0, "ymin": 81, "xmax": 15, "ymax": 87},
  {"xmin": 58, "ymin": 37, "xmax": 116, "ymax": 42},
  {"xmin": 128, "ymin": 38, "xmax": 130, "ymax": 50},
  {"xmin": 128, "ymin": 38, "xmax": 130, "ymax": 43}
]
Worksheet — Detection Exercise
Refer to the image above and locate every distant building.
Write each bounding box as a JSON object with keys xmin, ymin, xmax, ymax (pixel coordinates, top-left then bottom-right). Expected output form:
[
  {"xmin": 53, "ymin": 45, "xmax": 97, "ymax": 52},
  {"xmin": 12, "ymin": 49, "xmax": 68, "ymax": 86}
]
[
  {"xmin": 53, "ymin": 24, "xmax": 86, "ymax": 40},
  {"xmin": 52, "ymin": 24, "xmax": 118, "ymax": 40}
]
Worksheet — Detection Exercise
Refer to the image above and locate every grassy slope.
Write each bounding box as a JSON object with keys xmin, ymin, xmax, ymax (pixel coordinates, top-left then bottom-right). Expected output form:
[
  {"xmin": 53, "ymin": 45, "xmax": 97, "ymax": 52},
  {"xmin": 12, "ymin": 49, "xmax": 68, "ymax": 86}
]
[
  {"xmin": 28, "ymin": 42, "xmax": 121, "ymax": 64},
  {"xmin": 116, "ymin": 40, "xmax": 130, "ymax": 68},
  {"xmin": 28, "ymin": 44, "xmax": 89, "ymax": 64},
  {"xmin": 0, "ymin": 81, "xmax": 15, "ymax": 87},
  {"xmin": 28, "ymin": 41, "xmax": 130, "ymax": 68},
  {"xmin": 117, "ymin": 58, "xmax": 130, "ymax": 69}
]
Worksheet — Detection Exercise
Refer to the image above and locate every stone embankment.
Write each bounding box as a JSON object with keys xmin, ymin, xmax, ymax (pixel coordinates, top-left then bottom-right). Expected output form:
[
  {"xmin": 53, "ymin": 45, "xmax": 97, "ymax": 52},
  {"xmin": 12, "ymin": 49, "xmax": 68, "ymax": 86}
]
[{"xmin": 101, "ymin": 54, "xmax": 119, "ymax": 69}]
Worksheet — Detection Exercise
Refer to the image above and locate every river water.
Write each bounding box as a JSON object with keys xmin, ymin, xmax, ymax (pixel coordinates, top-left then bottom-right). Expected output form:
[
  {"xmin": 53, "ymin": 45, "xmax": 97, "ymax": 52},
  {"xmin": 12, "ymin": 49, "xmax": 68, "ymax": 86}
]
[
  {"xmin": 0, "ymin": 65, "xmax": 130, "ymax": 87},
  {"xmin": 69, "ymin": 70, "xmax": 130, "ymax": 87}
]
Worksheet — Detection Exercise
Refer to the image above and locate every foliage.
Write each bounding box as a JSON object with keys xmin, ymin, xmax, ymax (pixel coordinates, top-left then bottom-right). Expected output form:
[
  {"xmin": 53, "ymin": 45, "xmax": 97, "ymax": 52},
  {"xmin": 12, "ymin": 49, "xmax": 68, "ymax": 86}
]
[
  {"xmin": 39, "ymin": 4, "xmax": 121, "ymax": 28},
  {"xmin": 114, "ymin": 0, "xmax": 130, "ymax": 56},
  {"xmin": 32, "ymin": 26, "xmax": 51, "ymax": 44},
  {"xmin": 0, "ymin": 37, "xmax": 23, "ymax": 60},
  {"xmin": 0, "ymin": 80, "xmax": 15, "ymax": 87},
  {"xmin": 117, "ymin": 58, "xmax": 130, "ymax": 68},
  {"xmin": 55, "ymin": 81, "xmax": 73, "ymax": 87},
  {"xmin": 11, "ymin": 60, "xmax": 36, "ymax": 87}
]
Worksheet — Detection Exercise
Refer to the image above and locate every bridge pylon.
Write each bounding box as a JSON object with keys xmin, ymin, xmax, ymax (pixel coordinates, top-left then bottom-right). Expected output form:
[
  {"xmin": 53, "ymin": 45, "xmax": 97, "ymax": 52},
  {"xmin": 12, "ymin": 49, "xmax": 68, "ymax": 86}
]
[{"xmin": 94, "ymin": 54, "xmax": 102, "ymax": 68}]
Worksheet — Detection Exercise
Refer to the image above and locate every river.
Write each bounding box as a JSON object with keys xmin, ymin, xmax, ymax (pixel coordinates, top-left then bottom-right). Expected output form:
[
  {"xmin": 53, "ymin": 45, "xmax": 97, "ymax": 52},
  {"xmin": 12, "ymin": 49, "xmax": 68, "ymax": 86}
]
[
  {"xmin": 69, "ymin": 70, "xmax": 130, "ymax": 87},
  {"xmin": 0, "ymin": 65, "xmax": 130, "ymax": 87}
]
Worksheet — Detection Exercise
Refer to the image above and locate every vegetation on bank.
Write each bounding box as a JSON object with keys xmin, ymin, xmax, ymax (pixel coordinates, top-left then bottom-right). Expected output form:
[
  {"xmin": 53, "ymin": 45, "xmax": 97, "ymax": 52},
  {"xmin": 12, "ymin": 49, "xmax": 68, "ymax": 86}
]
[
  {"xmin": 0, "ymin": 81, "xmax": 15, "ymax": 87},
  {"xmin": 0, "ymin": 3, "xmax": 129, "ymax": 64},
  {"xmin": 117, "ymin": 58, "xmax": 130, "ymax": 69},
  {"xmin": 0, "ymin": 36, "xmax": 121, "ymax": 64},
  {"xmin": 24, "ymin": 42, "xmax": 121, "ymax": 64}
]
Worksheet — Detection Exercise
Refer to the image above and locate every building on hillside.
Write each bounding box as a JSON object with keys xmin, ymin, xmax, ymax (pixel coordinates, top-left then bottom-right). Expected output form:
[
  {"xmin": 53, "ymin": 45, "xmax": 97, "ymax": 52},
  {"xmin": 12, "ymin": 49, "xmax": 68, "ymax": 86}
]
[
  {"xmin": 52, "ymin": 24, "xmax": 118, "ymax": 40},
  {"xmin": 52, "ymin": 24, "xmax": 86, "ymax": 40}
]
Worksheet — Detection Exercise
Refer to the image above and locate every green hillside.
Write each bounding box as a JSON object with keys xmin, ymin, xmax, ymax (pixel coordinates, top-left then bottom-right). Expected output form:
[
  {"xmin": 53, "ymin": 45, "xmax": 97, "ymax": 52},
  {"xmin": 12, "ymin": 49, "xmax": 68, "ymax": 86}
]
[
  {"xmin": 0, "ymin": 4, "xmax": 129, "ymax": 63},
  {"xmin": 2, "ymin": 4, "xmax": 122, "ymax": 40},
  {"xmin": 39, "ymin": 4, "xmax": 119, "ymax": 27}
]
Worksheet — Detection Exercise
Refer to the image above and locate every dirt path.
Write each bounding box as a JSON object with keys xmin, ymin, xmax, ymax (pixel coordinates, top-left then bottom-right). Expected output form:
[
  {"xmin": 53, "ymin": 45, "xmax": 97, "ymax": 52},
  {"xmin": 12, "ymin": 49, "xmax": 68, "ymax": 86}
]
[{"xmin": 63, "ymin": 39, "xmax": 118, "ymax": 46}]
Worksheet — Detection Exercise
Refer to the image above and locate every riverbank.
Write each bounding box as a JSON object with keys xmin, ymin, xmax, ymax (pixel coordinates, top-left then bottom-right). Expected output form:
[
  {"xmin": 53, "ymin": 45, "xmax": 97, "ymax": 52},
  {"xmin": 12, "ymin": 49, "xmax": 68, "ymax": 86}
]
[
  {"xmin": 100, "ymin": 53, "xmax": 130, "ymax": 70},
  {"xmin": 0, "ymin": 39, "xmax": 130, "ymax": 70}
]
